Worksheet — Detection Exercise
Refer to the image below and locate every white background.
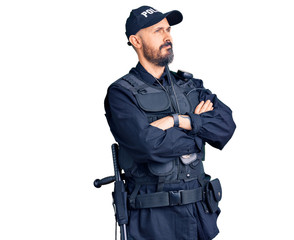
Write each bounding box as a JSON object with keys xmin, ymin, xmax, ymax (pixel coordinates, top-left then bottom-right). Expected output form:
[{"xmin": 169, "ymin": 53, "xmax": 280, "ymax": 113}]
[{"xmin": 1, "ymin": 0, "xmax": 293, "ymax": 239}]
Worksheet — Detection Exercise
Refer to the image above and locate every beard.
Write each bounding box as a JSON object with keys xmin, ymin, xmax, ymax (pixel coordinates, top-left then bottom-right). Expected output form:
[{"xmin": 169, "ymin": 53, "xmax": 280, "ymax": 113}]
[{"xmin": 142, "ymin": 41, "xmax": 174, "ymax": 67}]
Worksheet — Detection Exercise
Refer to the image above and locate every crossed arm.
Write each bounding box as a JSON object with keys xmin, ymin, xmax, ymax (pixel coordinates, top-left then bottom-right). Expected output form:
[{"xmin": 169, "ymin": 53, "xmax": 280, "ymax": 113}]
[
  {"xmin": 150, "ymin": 100, "xmax": 213, "ymax": 131},
  {"xmin": 106, "ymin": 82, "xmax": 236, "ymax": 160}
]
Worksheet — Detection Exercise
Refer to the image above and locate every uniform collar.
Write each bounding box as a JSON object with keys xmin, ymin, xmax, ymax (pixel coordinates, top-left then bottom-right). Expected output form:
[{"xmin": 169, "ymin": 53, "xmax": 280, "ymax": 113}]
[{"xmin": 130, "ymin": 62, "xmax": 168, "ymax": 86}]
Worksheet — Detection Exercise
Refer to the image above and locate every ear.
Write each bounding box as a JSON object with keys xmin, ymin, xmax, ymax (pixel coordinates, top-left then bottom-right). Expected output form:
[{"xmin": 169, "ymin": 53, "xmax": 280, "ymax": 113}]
[{"xmin": 129, "ymin": 35, "xmax": 142, "ymax": 49}]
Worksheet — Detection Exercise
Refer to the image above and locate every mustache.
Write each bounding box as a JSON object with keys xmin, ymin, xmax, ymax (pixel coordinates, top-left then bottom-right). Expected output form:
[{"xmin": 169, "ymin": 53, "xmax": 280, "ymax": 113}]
[{"xmin": 160, "ymin": 42, "xmax": 173, "ymax": 50}]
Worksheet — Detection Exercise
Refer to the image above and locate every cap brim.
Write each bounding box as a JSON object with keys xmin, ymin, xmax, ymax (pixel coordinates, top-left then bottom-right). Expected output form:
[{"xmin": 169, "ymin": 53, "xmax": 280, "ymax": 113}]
[{"xmin": 165, "ymin": 10, "xmax": 183, "ymax": 26}]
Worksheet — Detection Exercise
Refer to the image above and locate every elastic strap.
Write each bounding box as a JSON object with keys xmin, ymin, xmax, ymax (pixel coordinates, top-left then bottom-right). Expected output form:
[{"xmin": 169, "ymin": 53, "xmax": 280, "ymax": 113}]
[{"xmin": 122, "ymin": 74, "xmax": 149, "ymax": 95}]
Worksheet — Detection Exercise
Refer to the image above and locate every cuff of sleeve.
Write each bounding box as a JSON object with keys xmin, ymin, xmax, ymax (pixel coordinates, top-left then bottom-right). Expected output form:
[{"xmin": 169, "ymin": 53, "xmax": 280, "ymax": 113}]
[{"xmin": 187, "ymin": 112, "xmax": 202, "ymax": 134}]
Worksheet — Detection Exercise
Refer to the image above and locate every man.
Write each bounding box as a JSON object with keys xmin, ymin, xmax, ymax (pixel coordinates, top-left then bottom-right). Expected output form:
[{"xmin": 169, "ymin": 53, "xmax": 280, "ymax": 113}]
[{"xmin": 104, "ymin": 5, "xmax": 236, "ymax": 240}]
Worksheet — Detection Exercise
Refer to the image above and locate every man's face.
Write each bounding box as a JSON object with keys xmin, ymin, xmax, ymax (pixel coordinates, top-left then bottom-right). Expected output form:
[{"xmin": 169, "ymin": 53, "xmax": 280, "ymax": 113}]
[{"xmin": 138, "ymin": 18, "xmax": 174, "ymax": 66}]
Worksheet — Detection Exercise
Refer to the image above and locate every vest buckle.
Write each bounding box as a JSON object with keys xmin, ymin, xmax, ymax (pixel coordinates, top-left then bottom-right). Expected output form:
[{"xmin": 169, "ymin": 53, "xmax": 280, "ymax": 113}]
[{"xmin": 169, "ymin": 190, "xmax": 183, "ymax": 206}]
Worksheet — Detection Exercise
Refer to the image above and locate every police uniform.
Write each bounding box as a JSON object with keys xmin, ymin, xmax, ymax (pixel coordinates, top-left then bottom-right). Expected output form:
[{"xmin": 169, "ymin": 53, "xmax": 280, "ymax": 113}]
[
  {"xmin": 104, "ymin": 62, "xmax": 236, "ymax": 240},
  {"xmin": 104, "ymin": 5, "xmax": 236, "ymax": 240}
]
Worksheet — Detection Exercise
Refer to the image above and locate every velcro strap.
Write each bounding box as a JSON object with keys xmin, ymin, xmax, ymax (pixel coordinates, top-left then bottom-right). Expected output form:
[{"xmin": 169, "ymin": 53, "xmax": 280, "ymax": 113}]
[{"xmin": 132, "ymin": 187, "xmax": 202, "ymax": 209}]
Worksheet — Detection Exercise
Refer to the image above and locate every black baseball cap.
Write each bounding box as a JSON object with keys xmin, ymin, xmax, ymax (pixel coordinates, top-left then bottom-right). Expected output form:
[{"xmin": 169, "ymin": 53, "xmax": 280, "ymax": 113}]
[{"xmin": 125, "ymin": 6, "xmax": 183, "ymax": 45}]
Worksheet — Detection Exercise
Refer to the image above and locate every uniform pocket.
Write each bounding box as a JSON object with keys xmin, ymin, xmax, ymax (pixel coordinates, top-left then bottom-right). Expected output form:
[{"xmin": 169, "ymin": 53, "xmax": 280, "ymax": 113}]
[
  {"xmin": 196, "ymin": 201, "xmax": 221, "ymax": 240},
  {"xmin": 194, "ymin": 178, "xmax": 222, "ymax": 239},
  {"xmin": 204, "ymin": 178, "xmax": 222, "ymax": 213},
  {"xmin": 148, "ymin": 159, "xmax": 175, "ymax": 176}
]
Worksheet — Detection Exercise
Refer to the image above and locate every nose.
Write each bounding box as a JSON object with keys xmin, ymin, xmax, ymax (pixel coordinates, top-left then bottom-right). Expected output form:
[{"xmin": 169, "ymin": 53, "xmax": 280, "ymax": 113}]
[{"xmin": 164, "ymin": 30, "xmax": 172, "ymax": 43}]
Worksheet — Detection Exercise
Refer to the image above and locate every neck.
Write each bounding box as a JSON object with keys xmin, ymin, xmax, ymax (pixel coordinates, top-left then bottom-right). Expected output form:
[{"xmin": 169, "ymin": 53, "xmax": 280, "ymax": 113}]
[{"xmin": 139, "ymin": 58, "xmax": 165, "ymax": 79}]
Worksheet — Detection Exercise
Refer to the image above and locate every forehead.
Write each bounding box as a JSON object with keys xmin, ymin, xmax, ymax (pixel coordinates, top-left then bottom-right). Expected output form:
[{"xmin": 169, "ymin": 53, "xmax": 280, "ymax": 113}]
[
  {"xmin": 148, "ymin": 18, "xmax": 170, "ymax": 30},
  {"xmin": 136, "ymin": 18, "xmax": 171, "ymax": 40},
  {"xmin": 138, "ymin": 18, "xmax": 170, "ymax": 35}
]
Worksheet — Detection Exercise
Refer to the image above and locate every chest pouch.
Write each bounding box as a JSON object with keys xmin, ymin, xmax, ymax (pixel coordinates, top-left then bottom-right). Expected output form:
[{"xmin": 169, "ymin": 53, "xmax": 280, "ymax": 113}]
[
  {"xmin": 169, "ymin": 83, "xmax": 192, "ymax": 114},
  {"xmin": 135, "ymin": 90, "xmax": 170, "ymax": 113}
]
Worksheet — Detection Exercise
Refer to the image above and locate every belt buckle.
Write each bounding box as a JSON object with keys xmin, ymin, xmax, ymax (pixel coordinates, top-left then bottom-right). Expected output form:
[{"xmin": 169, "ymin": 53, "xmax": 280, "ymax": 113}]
[{"xmin": 169, "ymin": 190, "xmax": 182, "ymax": 206}]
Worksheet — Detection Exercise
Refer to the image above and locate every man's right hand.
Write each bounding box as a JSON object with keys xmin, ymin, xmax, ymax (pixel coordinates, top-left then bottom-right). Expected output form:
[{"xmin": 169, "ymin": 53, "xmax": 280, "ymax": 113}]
[{"xmin": 194, "ymin": 100, "xmax": 213, "ymax": 114}]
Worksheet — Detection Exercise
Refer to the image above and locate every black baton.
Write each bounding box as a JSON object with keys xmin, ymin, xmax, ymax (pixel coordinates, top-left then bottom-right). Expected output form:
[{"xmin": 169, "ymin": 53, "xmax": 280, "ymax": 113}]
[{"xmin": 111, "ymin": 143, "xmax": 128, "ymax": 240}]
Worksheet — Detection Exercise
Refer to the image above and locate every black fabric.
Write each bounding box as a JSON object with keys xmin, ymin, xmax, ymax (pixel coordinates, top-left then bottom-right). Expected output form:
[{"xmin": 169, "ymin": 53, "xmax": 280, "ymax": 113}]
[{"xmin": 131, "ymin": 187, "xmax": 202, "ymax": 209}]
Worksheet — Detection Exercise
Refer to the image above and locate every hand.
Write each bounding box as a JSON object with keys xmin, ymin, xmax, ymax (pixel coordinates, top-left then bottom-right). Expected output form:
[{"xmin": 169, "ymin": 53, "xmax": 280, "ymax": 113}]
[
  {"xmin": 194, "ymin": 100, "xmax": 213, "ymax": 114},
  {"xmin": 150, "ymin": 116, "xmax": 174, "ymax": 131}
]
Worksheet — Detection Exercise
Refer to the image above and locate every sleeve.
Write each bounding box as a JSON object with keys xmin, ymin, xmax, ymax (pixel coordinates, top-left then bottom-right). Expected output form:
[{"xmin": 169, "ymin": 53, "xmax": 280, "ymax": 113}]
[
  {"xmin": 104, "ymin": 83, "xmax": 200, "ymax": 164},
  {"xmin": 186, "ymin": 80, "xmax": 236, "ymax": 150}
]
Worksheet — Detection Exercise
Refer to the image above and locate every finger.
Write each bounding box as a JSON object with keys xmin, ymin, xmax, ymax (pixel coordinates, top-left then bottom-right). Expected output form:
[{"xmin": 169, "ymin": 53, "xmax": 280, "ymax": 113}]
[
  {"xmin": 202, "ymin": 101, "xmax": 213, "ymax": 113},
  {"xmin": 207, "ymin": 102, "xmax": 213, "ymax": 111},
  {"xmin": 194, "ymin": 101, "xmax": 204, "ymax": 114},
  {"xmin": 199, "ymin": 100, "xmax": 211, "ymax": 113}
]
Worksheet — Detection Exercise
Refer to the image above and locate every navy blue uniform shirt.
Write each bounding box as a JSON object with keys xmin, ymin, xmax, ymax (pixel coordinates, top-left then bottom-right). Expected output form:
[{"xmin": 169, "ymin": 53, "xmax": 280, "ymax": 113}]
[
  {"xmin": 104, "ymin": 63, "xmax": 236, "ymax": 239},
  {"xmin": 104, "ymin": 62, "xmax": 236, "ymax": 164}
]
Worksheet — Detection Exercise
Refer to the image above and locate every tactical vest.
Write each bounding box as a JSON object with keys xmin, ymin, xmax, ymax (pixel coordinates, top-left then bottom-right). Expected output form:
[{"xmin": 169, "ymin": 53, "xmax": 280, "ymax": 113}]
[{"xmin": 115, "ymin": 71, "xmax": 205, "ymax": 185}]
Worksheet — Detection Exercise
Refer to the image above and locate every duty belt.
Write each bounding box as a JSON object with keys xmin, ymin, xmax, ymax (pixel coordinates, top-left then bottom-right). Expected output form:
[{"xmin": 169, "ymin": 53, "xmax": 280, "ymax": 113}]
[{"xmin": 129, "ymin": 187, "xmax": 203, "ymax": 209}]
